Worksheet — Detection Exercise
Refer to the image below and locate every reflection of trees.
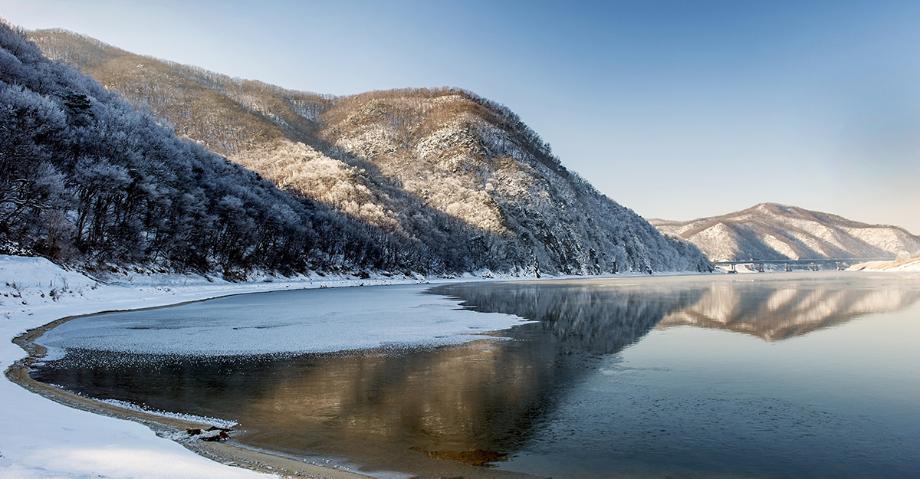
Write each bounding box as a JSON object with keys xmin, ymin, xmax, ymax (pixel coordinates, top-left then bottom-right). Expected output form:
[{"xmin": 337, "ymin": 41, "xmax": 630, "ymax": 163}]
[
  {"xmin": 434, "ymin": 281, "xmax": 704, "ymax": 354},
  {"xmin": 658, "ymin": 279, "xmax": 920, "ymax": 340},
  {"xmin": 240, "ymin": 341, "xmax": 562, "ymax": 473}
]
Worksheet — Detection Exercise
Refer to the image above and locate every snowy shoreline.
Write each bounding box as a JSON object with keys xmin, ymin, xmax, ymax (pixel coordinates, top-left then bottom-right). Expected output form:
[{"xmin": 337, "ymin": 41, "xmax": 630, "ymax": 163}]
[{"xmin": 0, "ymin": 255, "xmax": 516, "ymax": 479}]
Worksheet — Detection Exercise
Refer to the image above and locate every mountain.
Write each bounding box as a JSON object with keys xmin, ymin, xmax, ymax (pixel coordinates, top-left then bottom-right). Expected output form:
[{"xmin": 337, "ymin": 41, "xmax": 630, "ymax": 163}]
[
  {"xmin": 0, "ymin": 21, "xmax": 399, "ymax": 277},
  {"xmin": 24, "ymin": 28, "xmax": 709, "ymax": 275},
  {"xmin": 651, "ymin": 203, "xmax": 920, "ymax": 262}
]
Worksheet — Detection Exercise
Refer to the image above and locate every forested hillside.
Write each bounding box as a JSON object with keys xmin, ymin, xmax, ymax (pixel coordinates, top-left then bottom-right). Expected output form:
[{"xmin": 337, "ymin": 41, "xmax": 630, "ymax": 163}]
[
  {"xmin": 1, "ymin": 22, "xmax": 421, "ymax": 276},
  {"xmin": 2, "ymin": 24, "xmax": 709, "ymax": 276}
]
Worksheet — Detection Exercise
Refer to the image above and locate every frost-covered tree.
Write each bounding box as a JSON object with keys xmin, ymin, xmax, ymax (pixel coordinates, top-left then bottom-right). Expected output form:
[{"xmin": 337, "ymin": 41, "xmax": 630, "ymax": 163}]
[{"xmin": 0, "ymin": 22, "xmax": 406, "ymax": 276}]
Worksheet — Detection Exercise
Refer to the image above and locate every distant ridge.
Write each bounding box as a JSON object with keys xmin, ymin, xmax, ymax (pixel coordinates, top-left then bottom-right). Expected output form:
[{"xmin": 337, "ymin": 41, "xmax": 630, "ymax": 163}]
[{"xmin": 651, "ymin": 203, "xmax": 920, "ymax": 262}]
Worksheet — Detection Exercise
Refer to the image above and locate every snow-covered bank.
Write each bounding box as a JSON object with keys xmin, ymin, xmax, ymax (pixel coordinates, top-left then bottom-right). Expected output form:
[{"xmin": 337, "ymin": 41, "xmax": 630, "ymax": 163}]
[
  {"xmin": 0, "ymin": 255, "xmax": 515, "ymax": 479},
  {"xmin": 849, "ymin": 256, "xmax": 920, "ymax": 272},
  {"xmin": 38, "ymin": 285, "xmax": 530, "ymax": 357}
]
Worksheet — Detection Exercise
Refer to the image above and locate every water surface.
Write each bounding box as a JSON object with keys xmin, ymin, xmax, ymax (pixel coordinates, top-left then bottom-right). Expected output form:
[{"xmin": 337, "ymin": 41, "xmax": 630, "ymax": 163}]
[{"xmin": 33, "ymin": 273, "xmax": 920, "ymax": 478}]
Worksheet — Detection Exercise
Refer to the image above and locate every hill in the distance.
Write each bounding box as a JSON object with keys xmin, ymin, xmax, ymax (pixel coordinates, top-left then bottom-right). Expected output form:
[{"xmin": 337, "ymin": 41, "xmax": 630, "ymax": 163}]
[
  {"xmin": 25, "ymin": 28, "xmax": 709, "ymax": 274},
  {"xmin": 651, "ymin": 203, "xmax": 920, "ymax": 262}
]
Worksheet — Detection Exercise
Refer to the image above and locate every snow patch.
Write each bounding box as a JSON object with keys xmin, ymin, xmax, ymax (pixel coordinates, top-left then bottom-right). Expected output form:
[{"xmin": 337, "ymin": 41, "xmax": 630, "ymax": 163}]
[{"xmin": 100, "ymin": 399, "xmax": 238, "ymax": 430}]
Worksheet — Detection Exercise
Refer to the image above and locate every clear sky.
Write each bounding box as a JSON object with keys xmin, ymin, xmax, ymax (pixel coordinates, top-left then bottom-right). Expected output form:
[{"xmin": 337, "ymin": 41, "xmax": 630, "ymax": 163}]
[{"xmin": 3, "ymin": 0, "xmax": 919, "ymax": 232}]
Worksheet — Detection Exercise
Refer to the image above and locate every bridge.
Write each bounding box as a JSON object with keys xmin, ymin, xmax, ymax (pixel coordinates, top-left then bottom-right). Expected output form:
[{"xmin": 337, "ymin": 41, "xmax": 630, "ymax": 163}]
[{"xmin": 711, "ymin": 258, "xmax": 892, "ymax": 273}]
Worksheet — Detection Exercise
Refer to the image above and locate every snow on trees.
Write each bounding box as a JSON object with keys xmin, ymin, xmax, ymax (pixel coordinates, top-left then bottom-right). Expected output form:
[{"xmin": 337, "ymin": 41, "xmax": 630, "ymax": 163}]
[{"xmin": 1, "ymin": 23, "xmax": 710, "ymax": 278}]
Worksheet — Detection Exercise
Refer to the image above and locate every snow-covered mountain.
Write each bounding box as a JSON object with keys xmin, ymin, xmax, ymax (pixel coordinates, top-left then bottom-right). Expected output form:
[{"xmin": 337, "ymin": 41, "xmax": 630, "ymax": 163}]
[
  {"xmin": 651, "ymin": 203, "xmax": 920, "ymax": 262},
  {"xmin": 24, "ymin": 28, "xmax": 709, "ymax": 274},
  {"xmin": 849, "ymin": 256, "xmax": 920, "ymax": 272}
]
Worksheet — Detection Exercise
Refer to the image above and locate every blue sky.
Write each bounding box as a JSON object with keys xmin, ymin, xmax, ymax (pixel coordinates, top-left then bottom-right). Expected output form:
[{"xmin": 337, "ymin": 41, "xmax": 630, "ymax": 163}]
[{"xmin": 3, "ymin": 0, "xmax": 920, "ymax": 231}]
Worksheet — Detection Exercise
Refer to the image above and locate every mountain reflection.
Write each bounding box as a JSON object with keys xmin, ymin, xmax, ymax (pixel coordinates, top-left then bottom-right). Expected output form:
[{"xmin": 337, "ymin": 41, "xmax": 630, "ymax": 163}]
[
  {"xmin": 655, "ymin": 277, "xmax": 920, "ymax": 340},
  {"xmin": 437, "ymin": 276, "xmax": 920, "ymax": 343},
  {"xmin": 433, "ymin": 281, "xmax": 705, "ymax": 354}
]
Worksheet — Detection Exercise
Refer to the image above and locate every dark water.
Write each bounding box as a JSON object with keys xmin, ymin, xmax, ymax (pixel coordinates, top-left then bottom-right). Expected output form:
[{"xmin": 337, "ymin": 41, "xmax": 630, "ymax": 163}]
[{"xmin": 32, "ymin": 274, "xmax": 920, "ymax": 478}]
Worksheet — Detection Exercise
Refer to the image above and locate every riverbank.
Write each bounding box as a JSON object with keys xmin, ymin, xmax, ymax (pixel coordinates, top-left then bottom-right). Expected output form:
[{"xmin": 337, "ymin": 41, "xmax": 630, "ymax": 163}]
[{"xmin": 0, "ymin": 255, "xmax": 471, "ymax": 479}]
